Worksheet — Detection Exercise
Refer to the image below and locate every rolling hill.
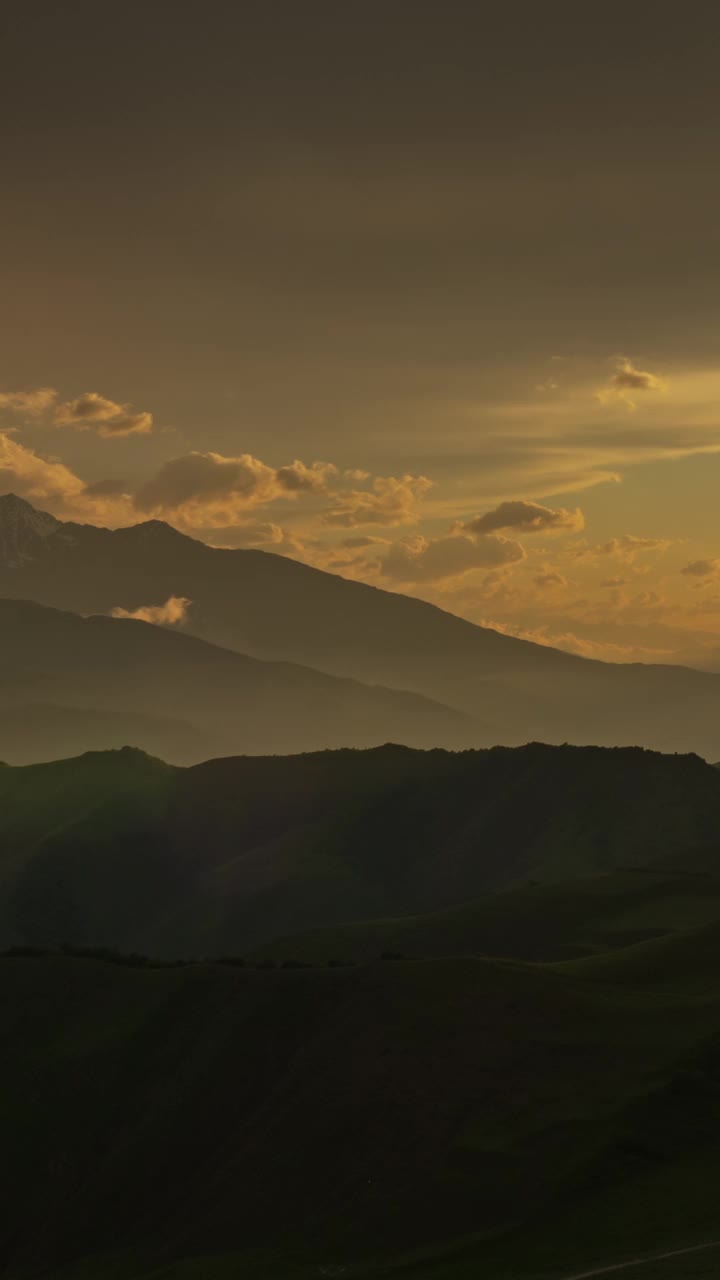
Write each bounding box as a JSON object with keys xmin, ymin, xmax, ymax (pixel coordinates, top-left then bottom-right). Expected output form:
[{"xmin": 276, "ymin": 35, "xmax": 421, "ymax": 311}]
[
  {"xmin": 2, "ymin": 940, "xmax": 720, "ymax": 1280},
  {"xmin": 3, "ymin": 492, "xmax": 720, "ymax": 757}
]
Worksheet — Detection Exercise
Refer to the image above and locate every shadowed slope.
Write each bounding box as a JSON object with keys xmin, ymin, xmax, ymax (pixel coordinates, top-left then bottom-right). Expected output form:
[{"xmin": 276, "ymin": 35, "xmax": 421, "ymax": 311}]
[{"xmin": 2, "ymin": 743, "xmax": 720, "ymax": 957}]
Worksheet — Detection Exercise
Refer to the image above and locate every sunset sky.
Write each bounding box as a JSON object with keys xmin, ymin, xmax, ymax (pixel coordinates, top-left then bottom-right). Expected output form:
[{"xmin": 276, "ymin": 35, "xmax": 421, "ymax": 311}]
[{"xmin": 3, "ymin": 3, "xmax": 720, "ymax": 666}]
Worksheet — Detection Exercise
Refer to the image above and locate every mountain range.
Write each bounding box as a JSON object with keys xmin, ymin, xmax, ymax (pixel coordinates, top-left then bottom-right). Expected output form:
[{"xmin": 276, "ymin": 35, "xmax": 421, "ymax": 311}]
[{"xmin": 2, "ymin": 492, "xmax": 720, "ymax": 760}]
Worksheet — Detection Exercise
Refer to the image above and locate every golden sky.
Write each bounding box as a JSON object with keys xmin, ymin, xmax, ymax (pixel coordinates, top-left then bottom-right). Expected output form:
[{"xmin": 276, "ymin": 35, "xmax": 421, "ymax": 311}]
[{"xmin": 3, "ymin": 3, "xmax": 720, "ymax": 667}]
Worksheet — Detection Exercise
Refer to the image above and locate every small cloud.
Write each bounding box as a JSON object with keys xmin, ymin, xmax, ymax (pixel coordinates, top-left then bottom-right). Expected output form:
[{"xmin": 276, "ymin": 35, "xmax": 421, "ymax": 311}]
[
  {"xmin": 597, "ymin": 356, "xmax": 665, "ymax": 409},
  {"xmin": 54, "ymin": 392, "xmax": 153, "ymax": 437},
  {"xmin": 534, "ymin": 568, "xmax": 568, "ymax": 589},
  {"xmin": 576, "ymin": 534, "xmax": 671, "ymax": 564},
  {"xmin": 600, "ymin": 576, "xmax": 627, "ymax": 588},
  {"xmin": 323, "ymin": 474, "xmax": 433, "ymax": 528},
  {"xmin": 379, "ymin": 530, "xmax": 525, "ymax": 584},
  {"xmin": 468, "ymin": 499, "xmax": 584, "ymax": 536},
  {"xmin": 82, "ymin": 477, "xmax": 129, "ymax": 497},
  {"xmin": 0, "ymin": 388, "xmax": 58, "ymax": 415},
  {"xmin": 111, "ymin": 596, "xmax": 191, "ymax": 626},
  {"xmin": 275, "ymin": 460, "xmax": 337, "ymax": 493},
  {"xmin": 340, "ymin": 535, "xmax": 387, "ymax": 549},
  {"xmin": 681, "ymin": 558, "xmax": 720, "ymax": 578}
]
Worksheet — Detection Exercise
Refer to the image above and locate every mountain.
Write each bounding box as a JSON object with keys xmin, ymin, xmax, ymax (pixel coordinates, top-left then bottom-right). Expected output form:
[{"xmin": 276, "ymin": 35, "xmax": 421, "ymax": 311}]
[
  {"xmin": 0, "ymin": 702, "xmax": 211, "ymax": 766},
  {"xmin": 3, "ymin": 741, "xmax": 720, "ymax": 957},
  {"xmin": 2, "ymin": 493, "xmax": 720, "ymax": 756},
  {"xmin": 0, "ymin": 598, "xmax": 476, "ymax": 764},
  {"xmin": 3, "ymin": 936, "xmax": 720, "ymax": 1280}
]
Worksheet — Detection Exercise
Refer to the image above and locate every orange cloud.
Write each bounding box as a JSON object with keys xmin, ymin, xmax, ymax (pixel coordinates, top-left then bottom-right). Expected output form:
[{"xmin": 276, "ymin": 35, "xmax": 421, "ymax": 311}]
[
  {"xmin": 54, "ymin": 392, "xmax": 153, "ymax": 437},
  {"xmin": 323, "ymin": 474, "xmax": 433, "ymax": 528},
  {"xmin": 468, "ymin": 499, "xmax": 584, "ymax": 536}
]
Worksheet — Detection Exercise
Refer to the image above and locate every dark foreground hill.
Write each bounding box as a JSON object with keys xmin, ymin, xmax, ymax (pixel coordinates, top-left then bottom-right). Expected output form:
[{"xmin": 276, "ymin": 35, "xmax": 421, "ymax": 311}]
[
  {"xmin": 0, "ymin": 598, "xmax": 476, "ymax": 764},
  {"xmin": 4, "ymin": 493, "xmax": 720, "ymax": 757},
  {"xmin": 3, "ymin": 940, "xmax": 720, "ymax": 1280},
  {"xmin": 3, "ymin": 742, "xmax": 720, "ymax": 957}
]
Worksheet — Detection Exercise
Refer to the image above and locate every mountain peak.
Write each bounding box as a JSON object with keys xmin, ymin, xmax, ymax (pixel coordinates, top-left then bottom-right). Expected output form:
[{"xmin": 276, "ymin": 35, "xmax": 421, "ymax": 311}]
[{"xmin": 0, "ymin": 493, "xmax": 62, "ymax": 568}]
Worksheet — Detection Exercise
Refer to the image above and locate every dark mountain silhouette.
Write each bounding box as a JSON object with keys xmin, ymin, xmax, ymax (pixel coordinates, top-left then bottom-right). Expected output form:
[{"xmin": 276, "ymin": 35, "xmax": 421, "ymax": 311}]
[
  {"xmin": 2, "ymin": 493, "xmax": 720, "ymax": 756},
  {"xmin": 0, "ymin": 598, "xmax": 476, "ymax": 764},
  {"xmin": 3, "ymin": 741, "xmax": 720, "ymax": 957}
]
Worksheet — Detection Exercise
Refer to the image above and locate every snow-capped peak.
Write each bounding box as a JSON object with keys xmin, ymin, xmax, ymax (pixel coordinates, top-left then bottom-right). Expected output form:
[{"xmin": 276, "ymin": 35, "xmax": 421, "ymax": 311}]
[{"xmin": 0, "ymin": 493, "xmax": 62, "ymax": 567}]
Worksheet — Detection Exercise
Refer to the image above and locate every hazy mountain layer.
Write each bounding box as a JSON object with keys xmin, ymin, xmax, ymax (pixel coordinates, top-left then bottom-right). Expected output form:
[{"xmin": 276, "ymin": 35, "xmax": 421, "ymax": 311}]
[
  {"xmin": 0, "ymin": 598, "xmax": 476, "ymax": 764},
  {"xmin": 2, "ymin": 493, "xmax": 720, "ymax": 756}
]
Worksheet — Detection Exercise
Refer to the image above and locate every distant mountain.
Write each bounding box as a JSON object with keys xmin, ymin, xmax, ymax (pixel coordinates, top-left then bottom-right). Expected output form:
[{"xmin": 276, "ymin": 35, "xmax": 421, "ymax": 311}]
[
  {"xmin": 3, "ymin": 741, "xmax": 720, "ymax": 956},
  {"xmin": 0, "ymin": 598, "xmax": 475, "ymax": 763},
  {"xmin": 2, "ymin": 493, "xmax": 720, "ymax": 756},
  {"xmin": 0, "ymin": 702, "xmax": 210, "ymax": 767}
]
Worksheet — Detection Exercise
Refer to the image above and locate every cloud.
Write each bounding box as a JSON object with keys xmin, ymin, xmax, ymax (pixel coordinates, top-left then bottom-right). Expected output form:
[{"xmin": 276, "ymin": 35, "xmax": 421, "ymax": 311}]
[
  {"xmin": 54, "ymin": 392, "xmax": 153, "ymax": 437},
  {"xmin": 111, "ymin": 596, "xmax": 192, "ymax": 626},
  {"xmin": 340, "ymin": 535, "xmax": 387, "ymax": 548},
  {"xmin": 134, "ymin": 450, "xmax": 353, "ymax": 529},
  {"xmin": 610, "ymin": 358, "xmax": 664, "ymax": 393},
  {"xmin": 468, "ymin": 499, "xmax": 584, "ymax": 536},
  {"xmin": 574, "ymin": 533, "xmax": 672, "ymax": 564},
  {"xmin": 0, "ymin": 433, "xmax": 133, "ymax": 524},
  {"xmin": 379, "ymin": 530, "xmax": 525, "ymax": 583},
  {"xmin": 534, "ymin": 568, "xmax": 568, "ymax": 589},
  {"xmin": 0, "ymin": 386, "xmax": 153, "ymax": 437},
  {"xmin": 0, "ymin": 388, "xmax": 58, "ymax": 415},
  {"xmin": 134, "ymin": 451, "xmax": 281, "ymax": 523},
  {"xmin": 681, "ymin": 558, "xmax": 720, "ymax": 578},
  {"xmin": 482, "ymin": 619, "xmax": 675, "ymax": 663},
  {"xmin": 323, "ymin": 474, "xmax": 433, "ymax": 527},
  {"xmin": 82, "ymin": 477, "xmax": 129, "ymax": 497},
  {"xmin": 0, "ymin": 432, "xmax": 86, "ymax": 508},
  {"xmin": 274, "ymin": 459, "xmax": 337, "ymax": 493},
  {"xmin": 597, "ymin": 356, "xmax": 665, "ymax": 409}
]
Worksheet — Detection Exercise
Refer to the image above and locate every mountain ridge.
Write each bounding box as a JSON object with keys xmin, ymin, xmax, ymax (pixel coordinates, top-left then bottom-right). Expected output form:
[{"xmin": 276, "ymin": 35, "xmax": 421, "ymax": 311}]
[
  {"xmin": 3, "ymin": 494, "xmax": 720, "ymax": 758},
  {"xmin": 0, "ymin": 596, "xmax": 477, "ymax": 764}
]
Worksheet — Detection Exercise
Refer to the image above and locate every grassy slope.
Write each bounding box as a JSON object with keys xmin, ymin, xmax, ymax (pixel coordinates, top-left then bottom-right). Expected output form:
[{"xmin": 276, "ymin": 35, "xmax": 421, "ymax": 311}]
[
  {"xmin": 3, "ymin": 936, "xmax": 720, "ymax": 1280},
  {"xmin": 249, "ymin": 869, "xmax": 720, "ymax": 965}
]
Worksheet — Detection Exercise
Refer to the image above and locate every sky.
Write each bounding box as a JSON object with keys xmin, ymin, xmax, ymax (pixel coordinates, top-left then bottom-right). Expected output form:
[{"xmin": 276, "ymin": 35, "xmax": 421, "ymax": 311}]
[{"xmin": 2, "ymin": 2, "xmax": 720, "ymax": 666}]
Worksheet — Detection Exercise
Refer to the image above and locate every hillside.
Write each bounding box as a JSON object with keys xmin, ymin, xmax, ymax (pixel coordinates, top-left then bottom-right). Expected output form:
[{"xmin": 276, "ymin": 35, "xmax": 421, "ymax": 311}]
[
  {"xmin": 2, "ymin": 946, "xmax": 720, "ymax": 1279},
  {"xmin": 4, "ymin": 494, "xmax": 720, "ymax": 756},
  {"xmin": 0, "ymin": 598, "xmax": 476, "ymax": 764},
  {"xmin": 3, "ymin": 742, "xmax": 720, "ymax": 957},
  {"xmin": 2, "ymin": 743, "xmax": 720, "ymax": 1278}
]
